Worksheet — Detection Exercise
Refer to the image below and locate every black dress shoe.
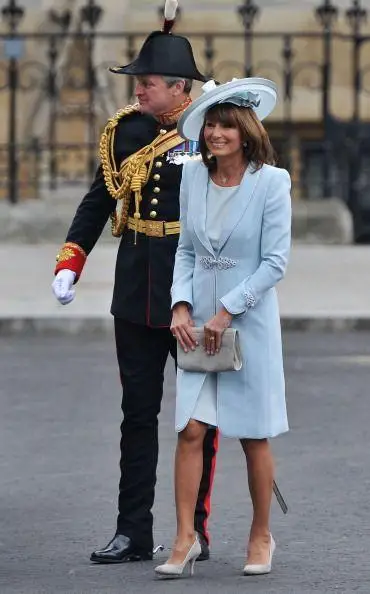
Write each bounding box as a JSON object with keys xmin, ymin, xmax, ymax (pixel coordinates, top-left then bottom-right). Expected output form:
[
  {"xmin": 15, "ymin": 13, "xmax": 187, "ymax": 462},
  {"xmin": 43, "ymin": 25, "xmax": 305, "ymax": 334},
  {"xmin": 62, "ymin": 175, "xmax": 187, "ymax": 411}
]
[
  {"xmin": 196, "ymin": 532, "xmax": 210, "ymax": 561},
  {"xmin": 90, "ymin": 534, "xmax": 153, "ymax": 564}
]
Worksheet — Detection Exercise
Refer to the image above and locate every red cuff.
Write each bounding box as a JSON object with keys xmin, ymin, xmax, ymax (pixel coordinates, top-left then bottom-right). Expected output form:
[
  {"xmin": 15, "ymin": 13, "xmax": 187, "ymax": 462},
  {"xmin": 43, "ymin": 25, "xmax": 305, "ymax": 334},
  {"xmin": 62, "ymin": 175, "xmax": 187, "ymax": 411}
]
[{"xmin": 54, "ymin": 242, "xmax": 87, "ymax": 281}]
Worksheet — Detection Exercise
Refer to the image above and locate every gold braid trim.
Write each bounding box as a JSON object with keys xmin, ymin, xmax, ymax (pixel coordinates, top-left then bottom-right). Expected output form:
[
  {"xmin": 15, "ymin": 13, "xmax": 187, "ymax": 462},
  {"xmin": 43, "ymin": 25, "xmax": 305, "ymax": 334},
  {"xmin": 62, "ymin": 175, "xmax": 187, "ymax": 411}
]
[
  {"xmin": 110, "ymin": 143, "xmax": 158, "ymax": 241},
  {"xmin": 100, "ymin": 103, "xmax": 184, "ymax": 239},
  {"xmin": 56, "ymin": 242, "xmax": 87, "ymax": 263},
  {"xmin": 100, "ymin": 103, "xmax": 157, "ymax": 239},
  {"xmin": 99, "ymin": 103, "xmax": 141, "ymax": 201}
]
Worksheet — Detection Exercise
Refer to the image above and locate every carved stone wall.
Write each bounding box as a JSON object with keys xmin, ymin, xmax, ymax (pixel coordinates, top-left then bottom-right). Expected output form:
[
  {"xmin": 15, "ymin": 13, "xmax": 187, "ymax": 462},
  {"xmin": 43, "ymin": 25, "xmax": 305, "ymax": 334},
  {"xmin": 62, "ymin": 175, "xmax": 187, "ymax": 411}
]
[{"xmin": 0, "ymin": 1, "xmax": 369, "ymax": 200}]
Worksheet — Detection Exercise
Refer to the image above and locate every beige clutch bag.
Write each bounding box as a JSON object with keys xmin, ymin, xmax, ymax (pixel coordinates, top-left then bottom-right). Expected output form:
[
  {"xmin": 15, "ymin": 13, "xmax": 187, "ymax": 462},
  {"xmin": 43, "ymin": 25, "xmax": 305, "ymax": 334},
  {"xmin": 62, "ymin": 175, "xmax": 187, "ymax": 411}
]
[{"xmin": 177, "ymin": 327, "xmax": 243, "ymax": 373}]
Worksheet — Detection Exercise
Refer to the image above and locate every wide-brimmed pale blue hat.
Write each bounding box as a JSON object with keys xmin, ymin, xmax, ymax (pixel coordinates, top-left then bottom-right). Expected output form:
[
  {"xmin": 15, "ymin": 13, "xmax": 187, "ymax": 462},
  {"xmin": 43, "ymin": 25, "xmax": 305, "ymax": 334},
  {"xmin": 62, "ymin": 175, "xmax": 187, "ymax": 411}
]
[{"xmin": 178, "ymin": 77, "xmax": 278, "ymax": 141}]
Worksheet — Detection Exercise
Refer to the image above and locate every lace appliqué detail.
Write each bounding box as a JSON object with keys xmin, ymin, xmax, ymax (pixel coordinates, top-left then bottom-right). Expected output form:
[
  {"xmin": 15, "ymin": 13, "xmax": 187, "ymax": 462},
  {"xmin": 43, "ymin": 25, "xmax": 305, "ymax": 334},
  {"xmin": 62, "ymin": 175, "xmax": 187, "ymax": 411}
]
[
  {"xmin": 244, "ymin": 290, "xmax": 256, "ymax": 308},
  {"xmin": 199, "ymin": 256, "xmax": 237, "ymax": 270}
]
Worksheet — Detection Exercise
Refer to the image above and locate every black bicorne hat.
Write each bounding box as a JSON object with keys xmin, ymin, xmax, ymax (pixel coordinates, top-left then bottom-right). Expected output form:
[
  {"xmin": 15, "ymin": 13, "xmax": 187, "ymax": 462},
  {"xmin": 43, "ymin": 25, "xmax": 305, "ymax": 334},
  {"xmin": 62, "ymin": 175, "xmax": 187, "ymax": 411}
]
[{"xmin": 110, "ymin": 1, "xmax": 207, "ymax": 82}]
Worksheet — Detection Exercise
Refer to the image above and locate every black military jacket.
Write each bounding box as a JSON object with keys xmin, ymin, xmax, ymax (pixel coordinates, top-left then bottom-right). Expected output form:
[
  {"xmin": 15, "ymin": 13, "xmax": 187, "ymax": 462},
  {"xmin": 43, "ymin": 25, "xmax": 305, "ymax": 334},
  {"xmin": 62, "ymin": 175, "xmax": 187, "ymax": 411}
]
[{"xmin": 65, "ymin": 110, "xmax": 186, "ymax": 327}]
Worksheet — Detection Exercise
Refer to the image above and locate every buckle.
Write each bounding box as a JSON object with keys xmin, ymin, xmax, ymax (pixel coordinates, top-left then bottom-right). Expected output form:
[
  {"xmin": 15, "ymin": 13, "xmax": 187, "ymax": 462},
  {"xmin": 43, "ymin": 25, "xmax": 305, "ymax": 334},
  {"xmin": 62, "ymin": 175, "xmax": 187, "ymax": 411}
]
[{"xmin": 146, "ymin": 220, "xmax": 164, "ymax": 237}]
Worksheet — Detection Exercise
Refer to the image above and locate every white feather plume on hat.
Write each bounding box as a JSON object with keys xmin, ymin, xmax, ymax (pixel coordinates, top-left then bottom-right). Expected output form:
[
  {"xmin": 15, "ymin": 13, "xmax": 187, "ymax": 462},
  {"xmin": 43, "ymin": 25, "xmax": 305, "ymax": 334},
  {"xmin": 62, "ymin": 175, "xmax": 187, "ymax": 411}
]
[
  {"xmin": 163, "ymin": 0, "xmax": 178, "ymax": 33},
  {"xmin": 164, "ymin": 0, "xmax": 178, "ymax": 20}
]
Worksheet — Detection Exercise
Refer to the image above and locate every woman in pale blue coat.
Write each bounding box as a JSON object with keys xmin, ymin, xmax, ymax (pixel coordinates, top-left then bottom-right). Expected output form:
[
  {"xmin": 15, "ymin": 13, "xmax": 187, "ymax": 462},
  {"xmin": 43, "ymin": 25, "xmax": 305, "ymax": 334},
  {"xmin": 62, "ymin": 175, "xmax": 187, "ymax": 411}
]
[{"xmin": 155, "ymin": 78, "xmax": 291, "ymax": 579}]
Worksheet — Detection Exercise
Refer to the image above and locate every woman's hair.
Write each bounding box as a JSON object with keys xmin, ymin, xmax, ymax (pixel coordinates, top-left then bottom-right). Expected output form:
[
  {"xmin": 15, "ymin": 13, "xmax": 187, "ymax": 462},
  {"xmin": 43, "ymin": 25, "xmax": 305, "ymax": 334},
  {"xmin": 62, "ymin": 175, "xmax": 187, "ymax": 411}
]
[{"xmin": 199, "ymin": 102, "xmax": 276, "ymax": 172}]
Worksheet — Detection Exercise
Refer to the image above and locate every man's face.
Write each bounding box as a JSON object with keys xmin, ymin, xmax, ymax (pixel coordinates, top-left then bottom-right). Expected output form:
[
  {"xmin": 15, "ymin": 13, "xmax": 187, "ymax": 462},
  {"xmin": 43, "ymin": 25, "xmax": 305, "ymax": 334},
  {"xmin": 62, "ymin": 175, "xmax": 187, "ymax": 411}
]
[{"xmin": 135, "ymin": 75, "xmax": 183, "ymax": 116}]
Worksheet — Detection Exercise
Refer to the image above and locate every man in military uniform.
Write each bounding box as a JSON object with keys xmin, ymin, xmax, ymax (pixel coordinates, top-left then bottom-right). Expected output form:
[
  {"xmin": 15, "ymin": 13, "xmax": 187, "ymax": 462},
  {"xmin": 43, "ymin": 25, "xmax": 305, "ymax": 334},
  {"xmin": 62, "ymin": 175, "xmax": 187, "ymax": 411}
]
[{"xmin": 52, "ymin": 1, "xmax": 218, "ymax": 564}]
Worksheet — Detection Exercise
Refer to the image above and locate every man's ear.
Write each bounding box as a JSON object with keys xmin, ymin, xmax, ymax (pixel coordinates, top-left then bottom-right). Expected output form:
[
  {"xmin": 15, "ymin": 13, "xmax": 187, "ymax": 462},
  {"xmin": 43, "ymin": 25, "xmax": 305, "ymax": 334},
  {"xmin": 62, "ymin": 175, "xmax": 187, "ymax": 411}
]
[{"xmin": 172, "ymin": 80, "xmax": 186, "ymax": 96}]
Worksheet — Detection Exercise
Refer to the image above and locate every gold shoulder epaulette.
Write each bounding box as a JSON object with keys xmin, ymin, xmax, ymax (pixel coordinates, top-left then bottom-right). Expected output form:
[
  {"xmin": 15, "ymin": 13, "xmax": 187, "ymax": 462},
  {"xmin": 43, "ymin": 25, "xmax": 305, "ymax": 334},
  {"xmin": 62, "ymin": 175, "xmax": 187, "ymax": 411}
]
[
  {"xmin": 104, "ymin": 103, "xmax": 141, "ymax": 136},
  {"xmin": 99, "ymin": 103, "xmax": 141, "ymax": 202}
]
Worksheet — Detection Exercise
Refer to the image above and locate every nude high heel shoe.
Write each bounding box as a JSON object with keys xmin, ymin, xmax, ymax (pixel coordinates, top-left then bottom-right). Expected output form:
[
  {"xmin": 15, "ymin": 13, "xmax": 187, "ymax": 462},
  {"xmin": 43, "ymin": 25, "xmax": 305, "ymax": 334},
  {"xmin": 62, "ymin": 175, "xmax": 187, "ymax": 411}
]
[
  {"xmin": 154, "ymin": 538, "xmax": 201, "ymax": 578},
  {"xmin": 243, "ymin": 534, "xmax": 276, "ymax": 576}
]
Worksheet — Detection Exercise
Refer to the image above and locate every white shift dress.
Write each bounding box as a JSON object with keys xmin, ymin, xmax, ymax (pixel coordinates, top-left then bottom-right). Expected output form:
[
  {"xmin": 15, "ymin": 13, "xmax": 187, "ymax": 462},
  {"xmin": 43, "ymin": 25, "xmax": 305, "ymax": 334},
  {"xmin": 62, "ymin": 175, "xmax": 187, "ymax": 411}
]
[{"xmin": 191, "ymin": 178, "xmax": 239, "ymax": 427}]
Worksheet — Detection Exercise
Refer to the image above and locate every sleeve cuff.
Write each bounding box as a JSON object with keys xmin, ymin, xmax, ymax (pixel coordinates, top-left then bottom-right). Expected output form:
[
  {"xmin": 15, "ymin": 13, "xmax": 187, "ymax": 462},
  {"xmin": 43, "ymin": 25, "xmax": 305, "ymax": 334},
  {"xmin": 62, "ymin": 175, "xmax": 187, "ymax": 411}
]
[
  {"xmin": 171, "ymin": 290, "xmax": 193, "ymax": 311},
  {"xmin": 54, "ymin": 242, "xmax": 87, "ymax": 281},
  {"xmin": 220, "ymin": 287, "xmax": 256, "ymax": 316}
]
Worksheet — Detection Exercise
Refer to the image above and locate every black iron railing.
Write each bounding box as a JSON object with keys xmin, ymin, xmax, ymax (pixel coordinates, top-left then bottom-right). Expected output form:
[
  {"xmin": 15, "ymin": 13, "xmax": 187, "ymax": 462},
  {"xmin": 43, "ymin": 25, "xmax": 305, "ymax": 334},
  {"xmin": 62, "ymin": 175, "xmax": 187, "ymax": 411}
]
[{"xmin": 0, "ymin": 0, "xmax": 370, "ymax": 229}]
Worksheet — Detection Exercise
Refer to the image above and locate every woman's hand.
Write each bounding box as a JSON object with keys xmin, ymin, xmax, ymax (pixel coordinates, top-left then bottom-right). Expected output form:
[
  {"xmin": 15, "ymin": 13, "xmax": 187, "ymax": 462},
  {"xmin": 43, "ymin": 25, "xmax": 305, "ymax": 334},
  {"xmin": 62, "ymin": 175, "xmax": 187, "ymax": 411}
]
[
  {"xmin": 204, "ymin": 307, "xmax": 233, "ymax": 355},
  {"xmin": 171, "ymin": 302, "xmax": 198, "ymax": 353}
]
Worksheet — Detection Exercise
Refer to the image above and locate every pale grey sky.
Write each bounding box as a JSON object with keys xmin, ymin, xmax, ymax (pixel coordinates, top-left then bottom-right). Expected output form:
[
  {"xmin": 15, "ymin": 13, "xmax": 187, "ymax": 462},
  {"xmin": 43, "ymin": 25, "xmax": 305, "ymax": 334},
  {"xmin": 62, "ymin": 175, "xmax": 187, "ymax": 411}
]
[
  {"xmin": 1, "ymin": 0, "xmax": 368, "ymax": 17},
  {"xmin": 0, "ymin": 0, "xmax": 40, "ymax": 7},
  {"xmin": 132, "ymin": 0, "xmax": 370, "ymax": 12}
]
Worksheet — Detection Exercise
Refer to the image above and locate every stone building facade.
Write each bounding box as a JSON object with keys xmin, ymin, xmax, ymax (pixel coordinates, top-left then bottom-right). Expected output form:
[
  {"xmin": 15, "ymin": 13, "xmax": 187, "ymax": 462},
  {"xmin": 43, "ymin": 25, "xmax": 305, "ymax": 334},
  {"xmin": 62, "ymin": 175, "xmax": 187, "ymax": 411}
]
[{"xmin": 0, "ymin": 0, "xmax": 369, "ymax": 202}]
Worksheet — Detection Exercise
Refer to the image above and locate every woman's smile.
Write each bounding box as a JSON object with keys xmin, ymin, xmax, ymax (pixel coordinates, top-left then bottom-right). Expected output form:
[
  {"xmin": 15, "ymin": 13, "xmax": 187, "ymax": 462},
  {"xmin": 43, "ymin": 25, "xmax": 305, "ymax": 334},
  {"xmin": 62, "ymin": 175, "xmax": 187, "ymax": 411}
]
[{"xmin": 209, "ymin": 141, "xmax": 227, "ymax": 148}]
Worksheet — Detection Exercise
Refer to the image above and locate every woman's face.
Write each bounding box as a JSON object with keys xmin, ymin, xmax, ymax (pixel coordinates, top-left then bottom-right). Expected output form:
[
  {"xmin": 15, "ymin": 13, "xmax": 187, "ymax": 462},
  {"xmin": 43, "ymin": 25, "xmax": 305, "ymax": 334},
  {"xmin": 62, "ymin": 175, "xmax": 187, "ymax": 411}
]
[{"xmin": 203, "ymin": 119, "xmax": 243, "ymax": 160}]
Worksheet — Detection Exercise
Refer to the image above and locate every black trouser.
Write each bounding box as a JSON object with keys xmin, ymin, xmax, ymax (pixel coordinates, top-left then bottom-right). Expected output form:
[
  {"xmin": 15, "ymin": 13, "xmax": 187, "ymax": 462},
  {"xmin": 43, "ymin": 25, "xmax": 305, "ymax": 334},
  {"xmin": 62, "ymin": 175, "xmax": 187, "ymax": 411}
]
[{"xmin": 114, "ymin": 318, "xmax": 218, "ymax": 551}]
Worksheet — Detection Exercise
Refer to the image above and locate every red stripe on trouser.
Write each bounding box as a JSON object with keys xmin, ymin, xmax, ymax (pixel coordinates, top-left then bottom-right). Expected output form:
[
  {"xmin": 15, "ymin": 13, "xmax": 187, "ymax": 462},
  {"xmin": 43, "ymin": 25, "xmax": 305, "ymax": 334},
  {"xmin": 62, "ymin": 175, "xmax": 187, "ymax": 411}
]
[{"xmin": 201, "ymin": 429, "xmax": 219, "ymax": 543}]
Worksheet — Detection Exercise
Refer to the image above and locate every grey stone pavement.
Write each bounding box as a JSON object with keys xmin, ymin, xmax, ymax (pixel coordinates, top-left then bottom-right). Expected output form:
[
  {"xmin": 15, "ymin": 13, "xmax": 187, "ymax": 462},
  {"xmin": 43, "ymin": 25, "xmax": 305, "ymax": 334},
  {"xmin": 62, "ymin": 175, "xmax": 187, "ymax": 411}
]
[
  {"xmin": 0, "ymin": 243, "xmax": 370, "ymax": 333},
  {"xmin": 1, "ymin": 331, "xmax": 370, "ymax": 594}
]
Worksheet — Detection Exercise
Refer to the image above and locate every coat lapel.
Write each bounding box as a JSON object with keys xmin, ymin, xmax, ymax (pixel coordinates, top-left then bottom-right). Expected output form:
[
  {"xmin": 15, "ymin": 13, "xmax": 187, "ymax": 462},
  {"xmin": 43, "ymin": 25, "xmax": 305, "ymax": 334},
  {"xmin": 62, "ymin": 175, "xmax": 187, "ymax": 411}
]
[
  {"xmin": 217, "ymin": 165, "xmax": 262, "ymax": 253},
  {"xmin": 191, "ymin": 163, "xmax": 215, "ymax": 256}
]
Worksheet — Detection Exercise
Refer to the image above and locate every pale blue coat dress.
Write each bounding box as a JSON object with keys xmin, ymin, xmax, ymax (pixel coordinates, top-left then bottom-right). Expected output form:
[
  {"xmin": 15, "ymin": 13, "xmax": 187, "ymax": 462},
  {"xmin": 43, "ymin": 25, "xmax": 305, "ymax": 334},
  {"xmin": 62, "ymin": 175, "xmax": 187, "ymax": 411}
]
[{"xmin": 171, "ymin": 159, "xmax": 292, "ymax": 439}]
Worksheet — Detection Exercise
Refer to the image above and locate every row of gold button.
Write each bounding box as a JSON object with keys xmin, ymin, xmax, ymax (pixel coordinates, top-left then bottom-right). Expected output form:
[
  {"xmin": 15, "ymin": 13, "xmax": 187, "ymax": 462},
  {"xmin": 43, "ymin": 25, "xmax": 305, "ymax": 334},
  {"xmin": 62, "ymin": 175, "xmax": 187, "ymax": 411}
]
[{"xmin": 150, "ymin": 156, "xmax": 164, "ymax": 218}]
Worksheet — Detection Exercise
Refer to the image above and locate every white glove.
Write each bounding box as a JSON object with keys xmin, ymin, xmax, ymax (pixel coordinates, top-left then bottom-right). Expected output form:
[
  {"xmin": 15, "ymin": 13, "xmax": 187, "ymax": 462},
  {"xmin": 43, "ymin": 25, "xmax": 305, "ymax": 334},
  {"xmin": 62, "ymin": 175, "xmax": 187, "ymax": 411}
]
[{"xmin": 52, "ymin": 269, "xmax": 76, "ymax": 305}]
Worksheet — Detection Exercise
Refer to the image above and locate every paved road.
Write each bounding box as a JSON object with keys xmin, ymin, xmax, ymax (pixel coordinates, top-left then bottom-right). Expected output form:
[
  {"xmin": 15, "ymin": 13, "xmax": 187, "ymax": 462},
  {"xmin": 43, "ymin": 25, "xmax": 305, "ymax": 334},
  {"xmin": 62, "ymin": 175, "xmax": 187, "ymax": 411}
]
[{"xmin": 1, "ymin": 332, "xmax": 370, "ymax": 594}]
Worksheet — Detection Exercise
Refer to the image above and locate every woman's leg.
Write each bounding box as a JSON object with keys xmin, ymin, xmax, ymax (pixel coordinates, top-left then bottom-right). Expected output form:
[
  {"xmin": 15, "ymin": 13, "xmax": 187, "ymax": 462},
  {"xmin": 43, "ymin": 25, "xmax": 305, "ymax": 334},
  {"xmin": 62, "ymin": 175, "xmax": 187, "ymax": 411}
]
[
  {"xmin": 167, "ymin": 419, "xmax": 208, "ymax": 564},
  {"xmin": 240, "ymin": 438, "xmax": 274, "ymax": 564}
]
